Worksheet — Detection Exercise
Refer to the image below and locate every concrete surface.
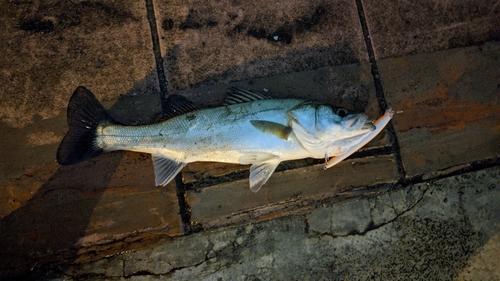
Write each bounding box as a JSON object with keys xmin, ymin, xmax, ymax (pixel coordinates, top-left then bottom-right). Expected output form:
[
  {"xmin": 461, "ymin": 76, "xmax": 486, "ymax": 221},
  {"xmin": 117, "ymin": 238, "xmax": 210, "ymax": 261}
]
[
  {"xmin": 31, "ymin": 166, "xmax": 500, "ymax": 280},
  {"xmin": 0, "ymin": 0, "xmax": 499, "ymax": 280}
]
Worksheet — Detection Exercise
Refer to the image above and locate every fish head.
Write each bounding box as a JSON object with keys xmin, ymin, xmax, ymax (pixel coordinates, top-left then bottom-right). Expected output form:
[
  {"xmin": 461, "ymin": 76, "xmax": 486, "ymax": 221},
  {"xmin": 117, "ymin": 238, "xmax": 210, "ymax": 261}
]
[
  {"xmin": 290, "ymin": 101, "xmax": 376, "ymax": 158},
  {"xmin": 314, "ymin": 104, "xmax": 375, "ymax": 140}
]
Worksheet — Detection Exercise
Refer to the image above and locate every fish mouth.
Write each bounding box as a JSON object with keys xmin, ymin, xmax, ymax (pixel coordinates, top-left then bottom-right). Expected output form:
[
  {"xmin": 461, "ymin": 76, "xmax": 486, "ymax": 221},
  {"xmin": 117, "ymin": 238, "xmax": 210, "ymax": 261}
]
[
  {"xmin": 341, "ymin": 114, "xmax": 372, "ymax": 131},
  {"xmin": 362, "ymin": 122, "xmax": 376, "ymax": 131}
]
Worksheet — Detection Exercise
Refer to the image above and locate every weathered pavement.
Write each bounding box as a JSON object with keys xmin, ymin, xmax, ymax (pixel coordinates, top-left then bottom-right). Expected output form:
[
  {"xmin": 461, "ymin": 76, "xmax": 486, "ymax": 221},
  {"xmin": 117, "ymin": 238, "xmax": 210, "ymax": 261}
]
[
  {"xmin": 33, "ymin": 166, "xmax": 500, "ymax": 280},
  {"xmin": 1, "ymin": 0, "xmax": 499, "ymax": 280}
]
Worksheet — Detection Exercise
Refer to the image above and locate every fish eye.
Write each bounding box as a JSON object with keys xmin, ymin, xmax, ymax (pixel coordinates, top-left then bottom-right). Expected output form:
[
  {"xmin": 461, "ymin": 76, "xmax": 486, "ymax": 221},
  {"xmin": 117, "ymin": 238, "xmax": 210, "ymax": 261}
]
[{"xmin": 336, "ymin": 108, "xmax": 348, "ymax": 117}]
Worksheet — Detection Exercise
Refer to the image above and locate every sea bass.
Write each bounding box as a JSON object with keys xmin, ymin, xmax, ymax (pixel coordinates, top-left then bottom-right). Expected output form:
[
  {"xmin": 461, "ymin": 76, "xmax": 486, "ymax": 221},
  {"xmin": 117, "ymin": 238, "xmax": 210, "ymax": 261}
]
[{"xmin": 57, "ymin": 86, "xmax": 393, "ymax": 192}]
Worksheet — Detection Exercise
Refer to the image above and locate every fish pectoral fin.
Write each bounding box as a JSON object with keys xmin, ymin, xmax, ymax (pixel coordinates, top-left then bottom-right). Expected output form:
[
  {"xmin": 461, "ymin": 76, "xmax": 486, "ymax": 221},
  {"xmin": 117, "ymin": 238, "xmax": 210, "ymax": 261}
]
[
  {"xmin": 250, "ymin": 120, "xmax": 292, "ymax": 140},
  {"xmin": 152, "ymin": 155, "xmax": 187, "ymax": 186},
  {"xmin": 249, "ymin": 159, "xmax": 281, "ymax": 193}
]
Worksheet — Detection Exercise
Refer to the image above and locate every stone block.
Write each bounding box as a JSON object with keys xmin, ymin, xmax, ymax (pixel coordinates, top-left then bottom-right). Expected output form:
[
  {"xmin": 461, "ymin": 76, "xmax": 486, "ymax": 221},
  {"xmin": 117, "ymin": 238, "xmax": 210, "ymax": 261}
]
[
  {"xmin": 380, "ymin": 42, "xmax": 500, "ymax": 178},
  {"xmin": 0, "ymin": 0, "xmax": 156, "ymax": 129},
  {"xmin": 0, "ymin": 152, "xmax": 183, "ymax": 276},
  {"xmin": 154, "ymin": 0, "xmax": 369, "ymax": 90},
  {"xmin": 187, "ymin": 155, "xmax": 399, "ymax": 229},
  {"xmin": 362, "ymin": 0, "xmax": 500, "ymax": 59},
  {"xmin": 307, "ymin": 199, "xmax": 372, "ymax": 235}
]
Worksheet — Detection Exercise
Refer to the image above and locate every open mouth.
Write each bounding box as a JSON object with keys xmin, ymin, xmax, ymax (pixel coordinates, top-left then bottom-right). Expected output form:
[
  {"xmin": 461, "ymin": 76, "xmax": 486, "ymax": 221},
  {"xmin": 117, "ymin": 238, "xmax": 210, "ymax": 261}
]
[
  {"xmin": 362, "ymin": 122, "xmax": 376, "ymax": 131},
  {"xmin": 325, "ymin": 108, "xmax": 394, "ymax": 169},
  {"xmin": 341, "ymin": 114, "xmax": 371, "ymax": 130}
]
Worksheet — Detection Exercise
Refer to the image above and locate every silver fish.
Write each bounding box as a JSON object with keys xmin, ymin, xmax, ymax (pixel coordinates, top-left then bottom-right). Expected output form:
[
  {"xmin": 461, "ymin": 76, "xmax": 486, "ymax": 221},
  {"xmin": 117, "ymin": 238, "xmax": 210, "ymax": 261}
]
[{"xmin": 57, "ymin": 86, "xmax": 391, "ymax": 192}]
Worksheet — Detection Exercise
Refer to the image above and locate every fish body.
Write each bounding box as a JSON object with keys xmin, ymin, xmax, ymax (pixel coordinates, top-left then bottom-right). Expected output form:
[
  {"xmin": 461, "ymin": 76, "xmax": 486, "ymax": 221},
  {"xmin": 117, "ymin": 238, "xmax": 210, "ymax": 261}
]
[{"xmin": 57, "ymin": 87, "xmax": 386, "ymax": 192}]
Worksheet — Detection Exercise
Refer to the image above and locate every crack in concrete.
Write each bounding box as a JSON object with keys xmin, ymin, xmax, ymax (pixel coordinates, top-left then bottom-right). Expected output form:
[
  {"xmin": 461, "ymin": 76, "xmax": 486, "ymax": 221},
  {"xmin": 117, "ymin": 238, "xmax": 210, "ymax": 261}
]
[
  {"xmin": 166, "ymin": 258, "xmax": 210, "ymax": 277},
  {"xmin": 457, "ymin": 182, "xmax": 466, "ymax": 217},
  {"xmin": 309, "ymin": 184, "xmax": 430, "ymax": 239},
  {"xmin": 387, "ymin": 190, "xmax": 398, "ymax": 215},
  {"xmin": 303, "ymin": 215, "xmax": 310, "ymax": 234},
  {"xmin": 364, "ymin": 184, "xmax": 429, "ymax": 234}
]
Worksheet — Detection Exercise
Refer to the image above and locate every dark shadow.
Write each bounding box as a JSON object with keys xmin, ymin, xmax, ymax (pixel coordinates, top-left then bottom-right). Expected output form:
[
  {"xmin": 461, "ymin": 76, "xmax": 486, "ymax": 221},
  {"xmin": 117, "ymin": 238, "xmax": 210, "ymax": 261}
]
[
  {"xmin": 0, "ymin": 87, "xmax": 164, "ymax": 280},
  {"xmin": 164, "ymin": 43, "xmax": 359, "ymax": 94},
  {"xmin": 0, "ymin": 152, "xmax": 123, "ymax": 279},
  {"xmin": 1, "ymin": 2, "xmax": 372, "ymax": 280}
]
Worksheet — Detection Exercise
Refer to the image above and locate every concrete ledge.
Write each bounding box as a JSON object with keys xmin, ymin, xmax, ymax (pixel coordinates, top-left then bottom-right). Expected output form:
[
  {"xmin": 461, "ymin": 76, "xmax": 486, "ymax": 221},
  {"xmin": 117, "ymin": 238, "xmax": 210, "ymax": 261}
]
[{"xmin": 38, "ymin": 166, "xmax": 500, "ymax": 280}]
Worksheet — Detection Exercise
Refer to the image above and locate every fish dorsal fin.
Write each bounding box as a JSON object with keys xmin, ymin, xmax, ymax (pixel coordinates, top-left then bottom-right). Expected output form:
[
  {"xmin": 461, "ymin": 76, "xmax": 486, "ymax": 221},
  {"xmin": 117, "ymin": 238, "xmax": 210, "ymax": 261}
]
[
  {"xmin": 250, "ymin": 120, "xmax": 292, "ymax": 140},
  {"xmin": 223, "ymin": 87, "xmax": 271, "ymax": 105},
  {"xmin": 162, "ymin": 94, "xmax": 200, "ymax": 119},
  {"xmin": 152, "ymin": 154, "xmax": 187, "ymax": 186},
  {"xmin": 249, "ymin": 159, "xmax": 281, "ymax": 192}
]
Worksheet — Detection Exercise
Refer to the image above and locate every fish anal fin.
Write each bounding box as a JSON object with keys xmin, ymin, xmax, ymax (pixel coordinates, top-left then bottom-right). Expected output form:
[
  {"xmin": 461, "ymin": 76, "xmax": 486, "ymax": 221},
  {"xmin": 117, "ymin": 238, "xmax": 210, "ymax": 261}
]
[
  {"xmin": 152, "ymin": 155, "xmax": 186, "ymax": 186},
  {"xmin": 250, "ymin": 120, "xmax": 292, "ymax": 140},
  {"xmin": 223, "ymin": 87, "xmax": 271, "ymax": 105},
  {"xmin": 249, "ymin": 159, "xmax": 281, "ymax": 192}
]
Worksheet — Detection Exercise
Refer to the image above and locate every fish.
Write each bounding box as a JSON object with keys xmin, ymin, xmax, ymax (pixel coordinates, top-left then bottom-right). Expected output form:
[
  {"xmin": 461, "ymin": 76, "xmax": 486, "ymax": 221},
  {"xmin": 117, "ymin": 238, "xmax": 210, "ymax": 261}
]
[
  {"xmin": 57, "ymin": 86, "xmax": 393, "ymax": 192},
  {"xmin": 324, "ymin": 107, "xmax": 394, "ymax": 169}
]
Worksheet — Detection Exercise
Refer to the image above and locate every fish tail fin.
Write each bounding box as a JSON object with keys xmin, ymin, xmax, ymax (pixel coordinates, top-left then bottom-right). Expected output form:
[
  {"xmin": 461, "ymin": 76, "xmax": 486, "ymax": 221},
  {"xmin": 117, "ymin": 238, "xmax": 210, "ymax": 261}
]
[{"xmin": 57, "ymin": 86, "xmax": 113, "ymax": 165}]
